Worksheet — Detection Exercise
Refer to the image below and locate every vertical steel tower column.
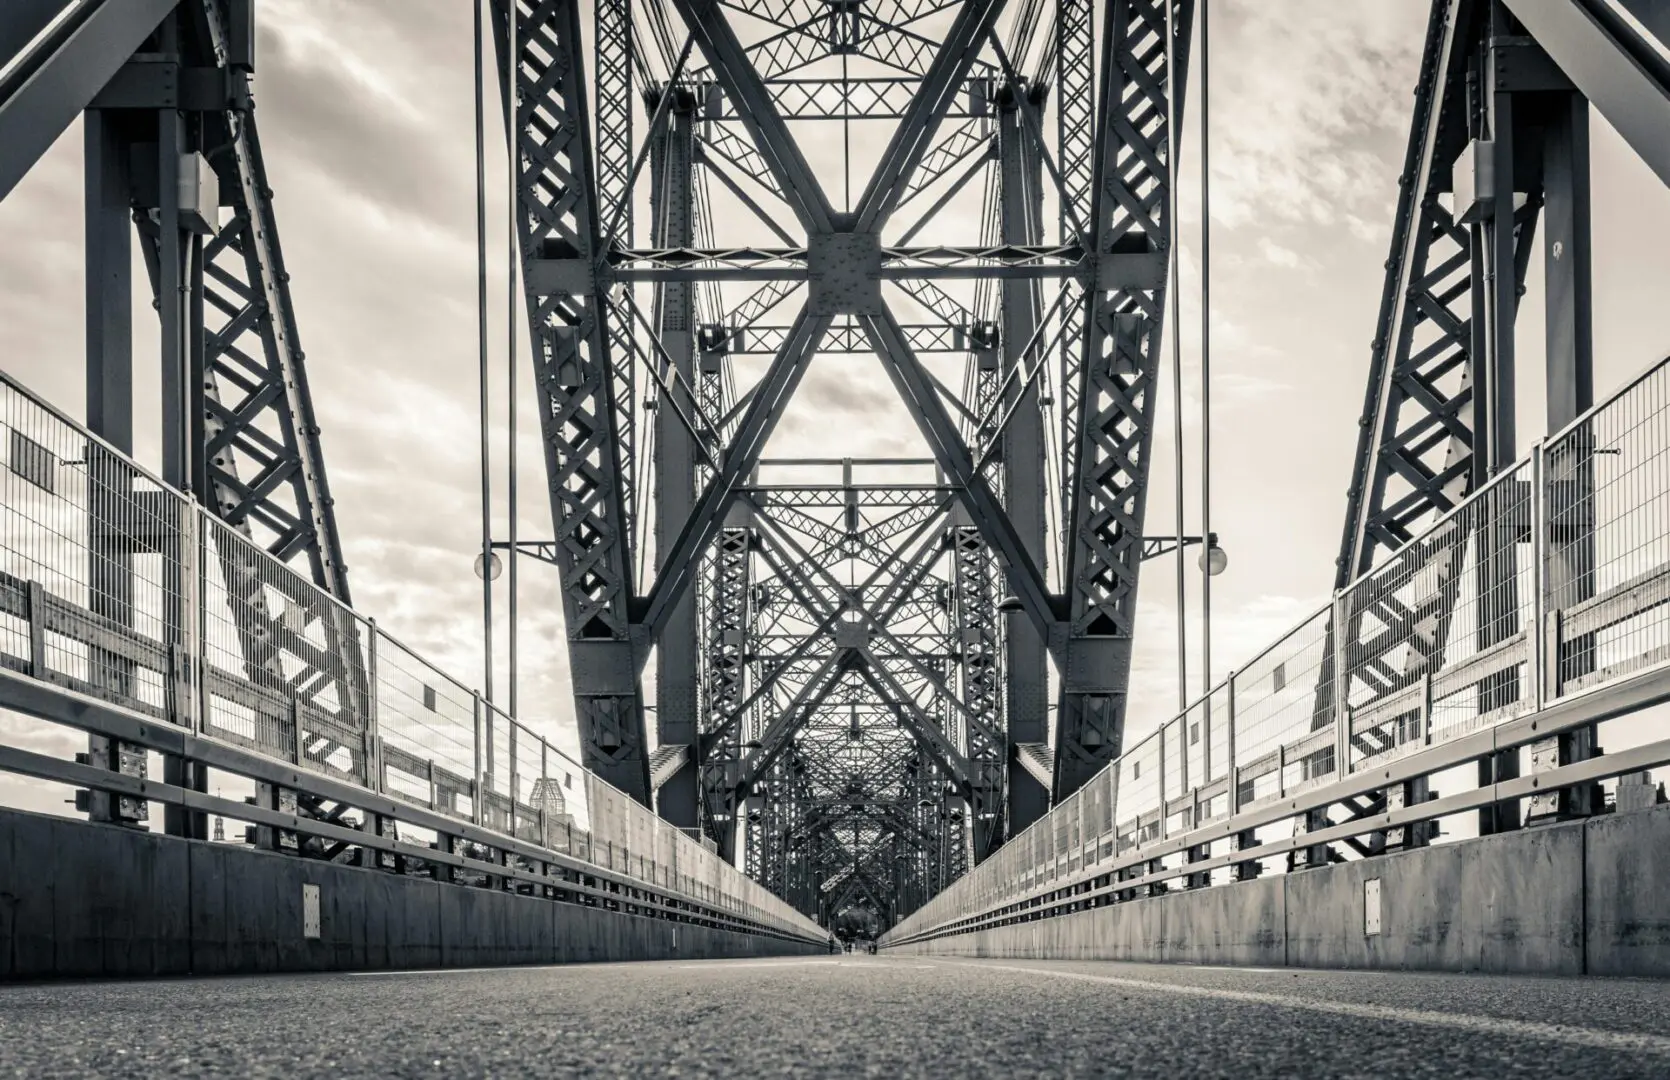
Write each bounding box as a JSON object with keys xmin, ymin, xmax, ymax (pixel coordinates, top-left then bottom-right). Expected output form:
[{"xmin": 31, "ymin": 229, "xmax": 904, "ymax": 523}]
[
  {"xmin": 701, "ymin": 518, "xmax": 754, "ymax": 859},
  {"xmin": 652, "ymin": 94, "xmax": 702, "ymax": 830},
  {"xmin": 1054, "ymin": 1, "xmax": 1195, "ymax": 799},
  {"xmin": 1531, "ymin": 76, "xmax": 1597, "ymax": 823},
  {"xmin": 996, "ymin": 86, "xmax": 1050, "ymax": 836},
  {"xmin": 83, "ymin": 104, "xmax": 144, "ymax": 827},
  {"xmin": 494, "ymin": 0, "xmax": 652, "ymax": 803}
]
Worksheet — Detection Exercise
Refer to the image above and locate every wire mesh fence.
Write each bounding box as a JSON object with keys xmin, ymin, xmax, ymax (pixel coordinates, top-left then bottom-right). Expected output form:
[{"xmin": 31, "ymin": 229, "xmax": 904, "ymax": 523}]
[
  {"xmin": 1113, "ymin": 732, "xmax": 1159, "ymax": 853},
  {"xmin": 201, "ymin": 514, "xmax": 373, "ymax": 781},
  {"xmin": 1340, "ymin": 462, "xmax": 1536, "ymax": 765},
  {"xmin": 0, "ymin": 381, "xmax": 183, "ymax": 723},
  {"xmin": 1051, "ymin": 785, "xmax": 1076, "ymax": 879},
  {"xmin": 510, "ymin": 717, "xmax": 549, "ymax": 844},
  {"xmin": 1232, "ymin": 606, "xmax": 1333, "ymax": 806},
  {"xmin": 375, "ymin": 632, "xmax": 477, "ymax": 818},
  {"xmin": 0, "ymin": 372, "xmax": 822, "ymax": 941},
  {"xmin": 887, "ymin": 356, "xmax": 1670, "ymax": 944},
  {"xmin": 1547, "ymin": 362, "xmax": 1670, "ymax": 696},
  {"xmin": 1080, "ymin": 757, "xmax": 1114, "ymax": 864}
]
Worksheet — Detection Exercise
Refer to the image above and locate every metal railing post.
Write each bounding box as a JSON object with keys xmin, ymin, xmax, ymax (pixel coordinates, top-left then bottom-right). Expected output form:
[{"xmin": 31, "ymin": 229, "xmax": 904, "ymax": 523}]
[
  {"xmin": 1225, "ymin": 671, "xmax": 1238, "ymax": 814},
  {"xmin": 1421, "ymin": 671, "xmax": 1433, "ymax": 745},
  {"xmin": 289, "ymin": 696, "xmax": 302, "ymax": 766},
  {"xmin": 1180, "ymin": 713, "xmax": 1190, "ymax": 795},
  {"xmin": 189, "ymin": 504, "xmax": 205, "ymax": 735},
  {"xmin": 1157, "ymin": 729, "xmax": 1168, "ymax": 842},
  {"xmin": 1530, "ymin": 442, "xmax": 1547, "ymax": 712},
  {"xmin": 1203, "ymin": 689, "xmax": 1213, "ymax": 786},
  {"xmin": 169, "ymin": 501, "xmax": 200, "ymax": 734},
  {"xmin": 509, "ymin": 717, "xmax": 520, "ymax": 838},
  {"xmin": 540, "ymin": 737, "xmax": 550, "ymax": 846},
  {"xmin": 1108, "ymin": 765, "xmax": 1120, "ymax": 862},
  {"xmin": 1332, "ymin": 590, "xmax": 1350, "ymax": 780},
  {"xmin": 366, "ymin": 619, "xmax": 382, "ymax": 793},
  {"xmin": 472, "ymin": 692, "xmax": 484, "ymax": 826}
]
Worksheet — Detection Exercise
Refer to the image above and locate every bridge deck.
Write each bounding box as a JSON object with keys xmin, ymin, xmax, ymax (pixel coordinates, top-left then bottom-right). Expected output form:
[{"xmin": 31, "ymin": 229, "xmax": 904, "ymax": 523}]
[{"xmin": 1, "ymin": 957, "xmax": 1666, "ymax": 1078}]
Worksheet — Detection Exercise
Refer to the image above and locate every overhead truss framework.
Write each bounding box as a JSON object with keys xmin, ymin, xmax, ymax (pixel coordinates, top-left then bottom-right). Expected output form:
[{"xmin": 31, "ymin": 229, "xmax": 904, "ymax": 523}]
[
  {"xmin": 730, "ymin": 470, "xmax": 983, "ymax": 919},
  {"xmin": 494, "ymin": 0, "xmax": 1196, "ymax": 923}
]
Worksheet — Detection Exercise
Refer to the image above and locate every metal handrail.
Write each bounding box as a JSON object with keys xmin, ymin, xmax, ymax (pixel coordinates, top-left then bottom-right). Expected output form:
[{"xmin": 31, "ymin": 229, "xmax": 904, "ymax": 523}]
[
  {"xmin": 887, "ymin": 353, "xmax": 1670, "ymax": 945},
  {"xmin": 0, "ymin": 367, "xmax": 824, "ymax": 943}
]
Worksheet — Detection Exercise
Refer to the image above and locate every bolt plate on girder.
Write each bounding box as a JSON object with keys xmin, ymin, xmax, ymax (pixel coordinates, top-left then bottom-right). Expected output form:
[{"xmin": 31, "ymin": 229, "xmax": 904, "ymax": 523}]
[
  {"xmin": 526, "ymin": 258, "xmax": 597, "ymax": 297},
  {"xmin": 833, "ymin": 620, "xmax": 870, "ymax": 650},
  {"xmin": 1095, "ymin": 250, "xmax": 1166, "ymax": 290},
  {"xmin": 568, "ymin": 638, "xmax": 638, "ymax": 695},
  {"xmin": 1063, "ymin": 636, "xmax": 1129, "ymax": 693},
  {"xmin": 808, "ymin": 233, "xmax": 883, "ymax": 316}
]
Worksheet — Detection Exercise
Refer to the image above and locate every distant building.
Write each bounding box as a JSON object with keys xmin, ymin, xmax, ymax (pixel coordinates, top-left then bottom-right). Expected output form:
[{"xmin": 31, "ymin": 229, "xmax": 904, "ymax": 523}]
[
  {"xmin": 530, "ymin": 777, "xmax": 567, "ymax": 816},
  {"xmin": 530, "ymin": 777, "xmax": 575, "ymax": 831},
  {"xmin": 1617, "ymin": 771, "xmax": 1665, "ymax": 813}
]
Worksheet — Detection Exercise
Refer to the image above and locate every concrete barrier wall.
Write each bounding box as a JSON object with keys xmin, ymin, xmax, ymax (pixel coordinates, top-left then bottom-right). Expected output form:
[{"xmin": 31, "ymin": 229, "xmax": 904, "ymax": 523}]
[
  {"xmin": 890, "ymin": 805, "xmax": 1670, "ymax": 978},
  {"xmin": 0, "ymin": 808, "xmax": 823, "ymax": 979}
]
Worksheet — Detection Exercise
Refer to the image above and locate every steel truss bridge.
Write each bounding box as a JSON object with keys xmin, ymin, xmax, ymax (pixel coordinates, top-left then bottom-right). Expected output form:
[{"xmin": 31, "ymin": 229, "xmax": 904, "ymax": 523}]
[{"xmin": 0, "ymin": 0, "xmax": 1668, "ymax": 944}]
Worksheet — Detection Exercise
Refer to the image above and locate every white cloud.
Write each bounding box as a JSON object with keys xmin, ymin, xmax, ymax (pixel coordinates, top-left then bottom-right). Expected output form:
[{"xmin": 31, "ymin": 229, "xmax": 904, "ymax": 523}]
[
  {"xmin": 1258, "ymin": 237, "xmax": 1305, "ymax": 269},
  {"xmin": 1199, "ymin": 2, "xmax": 1427, "ymax": 233}
]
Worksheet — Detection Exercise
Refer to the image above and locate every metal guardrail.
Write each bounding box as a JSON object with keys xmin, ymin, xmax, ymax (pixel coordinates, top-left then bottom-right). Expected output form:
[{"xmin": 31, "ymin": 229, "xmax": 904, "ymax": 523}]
[
  {"xmin": 0, "ymin": 369, "xmax": 824, "ymax": 945},
  {"xmin": 886, "ymin": 355, "xmax": 1670, "ymax": 946}
]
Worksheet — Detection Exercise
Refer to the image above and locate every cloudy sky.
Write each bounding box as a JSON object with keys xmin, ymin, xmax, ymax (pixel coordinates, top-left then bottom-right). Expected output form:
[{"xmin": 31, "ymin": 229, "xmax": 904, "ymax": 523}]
[{"xmin": 2, "ymin": 0, "xmax": 1669, "ymax": 818}]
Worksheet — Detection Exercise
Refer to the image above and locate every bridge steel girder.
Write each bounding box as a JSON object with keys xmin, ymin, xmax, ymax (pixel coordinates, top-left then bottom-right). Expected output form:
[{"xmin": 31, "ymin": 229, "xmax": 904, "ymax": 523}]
[
  {"xmin": 493, "ymin": 0, "xmax": 650, "ymax": 802},
  {"xmin": 651, "ymin": 96, "xmax": 702, "ymax": 830},
  {"xmin": 700, "ymin": 522, "xmax": 754, "ymax": 861},
  {"xmin": 1501, "ymin": 0, "xmax": 1670, "ymax": 191},
  {"xmin": 1336, "ymin": 0, "xmax": 1489, "ymax": 590},
  {"xmin": 949, "ymin": 517, "xmax": 1005, "ymax": 862},
  {"xmin": 718, "ymin": 477, "xmax": 977, "ymax": 918},
  {"xmin": 1053, "ymin": 0, "xmax": 1195, "ymax": 800},
  {"xmin": 0, "ymin": 0, "xmax": 180, "ymax": 205},
  {"xmin": 996, "ymin": 88, "xmax": 1051, "ymax": 839},
  {"xmin": 668, "ymin": 0, "xmax": 836, "ymax": 233},
  {"xmin": 1324, "ymin": 0, "xmax": 1487, "ymax": 773},
  {"xmin": 593, "ymin": 0, "xmax": 633, "ymax": 244},
  {"xmin": 49, "ymin": 1, "xmax": 361, "ymax": 837},
  {"xmin": 7, "ymin": 0, "xmax": 356, "ymax": 605},
  {"xmin": 483, "ymin": 0, "xmax": 1202, "ymax": 913},
  {"xmin": 1328, "ymin": 0, "xmax": 1616, "ymax": 834},
  {"xmin": 1330, "ymin": 1, "xmax": 1581, "ymax": 666},
  {"xmin": 1333, "ymin": 0, "xmax": 1610, "ymax": 590},
  {"xmin": 1054, "ymin": 0, "xmax": 1094, "ymax": 584}
]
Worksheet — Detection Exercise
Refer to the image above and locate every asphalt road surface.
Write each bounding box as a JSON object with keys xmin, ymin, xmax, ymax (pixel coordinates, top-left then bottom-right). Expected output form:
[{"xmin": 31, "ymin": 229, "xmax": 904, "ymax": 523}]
[{"xmin": 4, "ymin": 956, "xmax": 1670, "ymax": 1078}]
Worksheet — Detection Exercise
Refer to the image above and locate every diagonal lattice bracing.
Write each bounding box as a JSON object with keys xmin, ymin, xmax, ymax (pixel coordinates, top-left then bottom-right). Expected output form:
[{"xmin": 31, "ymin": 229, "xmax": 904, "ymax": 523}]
[
  {"xmin": 495, "ymin": 0, "xmax": 649, "ymax": 800},
  {"xmin": 1337, "ymin": 0, "xmax": 1481, "ymax": 590},
  {"xmin": 1325, "ymin": 0, "xmax": 1553, "ymax": 752},
  {"xmin": 1053, "ymin": 0, "xmax": 1193, "ymax": 799},
  {"xmin": 196, "ymin": 113, "xmax": 352, "ymax": 605}
]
